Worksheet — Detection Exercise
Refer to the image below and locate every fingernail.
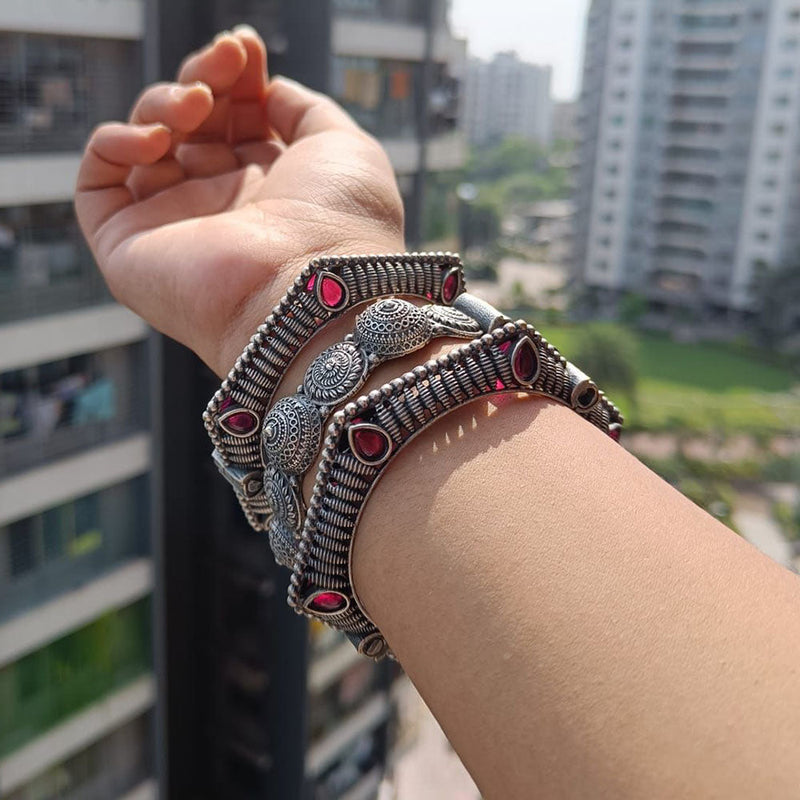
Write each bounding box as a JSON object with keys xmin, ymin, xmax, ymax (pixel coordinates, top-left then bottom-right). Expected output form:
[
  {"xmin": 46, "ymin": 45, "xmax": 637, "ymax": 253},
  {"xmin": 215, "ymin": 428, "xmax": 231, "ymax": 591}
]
[
  {"xmin": 233, "ymin": 23, "xmax": 259, "ymax": 36},
  {"xmin": 213, "ymin": 30, "xmax": 233, "ymax": 43},
  {"xmin": 191, "ymin": 81, "xmax": 213, "ymax": 95}
]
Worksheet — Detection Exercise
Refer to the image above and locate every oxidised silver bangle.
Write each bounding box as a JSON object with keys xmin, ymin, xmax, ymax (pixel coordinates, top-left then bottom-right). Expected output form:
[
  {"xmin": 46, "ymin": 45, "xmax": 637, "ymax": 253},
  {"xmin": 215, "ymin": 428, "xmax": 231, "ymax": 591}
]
[
  {"xmin": 288, "ymin": 295, "xmax": 623, "ymax": 660},
  {"xmin": 203, "ymin": 252, "xmax": 466, "ymax": 532},
  {"xmin": 265, "ymin": 298, "xmax": 483, "ymax": 568}
]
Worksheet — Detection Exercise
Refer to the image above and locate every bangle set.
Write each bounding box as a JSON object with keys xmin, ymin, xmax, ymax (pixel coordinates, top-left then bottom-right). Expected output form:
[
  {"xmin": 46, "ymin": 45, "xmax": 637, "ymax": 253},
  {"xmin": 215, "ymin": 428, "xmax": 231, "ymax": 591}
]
[{"xmin": 205, "ymin": 254, "xmax": 623, "ymax": 660}]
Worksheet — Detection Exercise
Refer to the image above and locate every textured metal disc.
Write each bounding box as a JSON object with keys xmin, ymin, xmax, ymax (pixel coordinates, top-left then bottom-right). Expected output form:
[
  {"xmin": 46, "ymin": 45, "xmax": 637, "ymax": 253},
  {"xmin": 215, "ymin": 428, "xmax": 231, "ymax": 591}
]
[
  {"xmin": 267, "ymin": 468, "xmax": 303, "ymax": 533},
  {"xmin": 424, "ymin": 304, "xmax": 483, "ymax": 337},
  {"xmin": 303, "ymin": 341, "xmax": 369, "ymax": 405},
  {"xmin": 354, "ymin": 299, "xmax": 433, "ymax": 358},
  {"xmin": 262, "ymin": 396, "xmax": 322, "ymax": 475},
  {"xmin": 268, "ymin": 518, "xmax": 298, "ymax": 569}
]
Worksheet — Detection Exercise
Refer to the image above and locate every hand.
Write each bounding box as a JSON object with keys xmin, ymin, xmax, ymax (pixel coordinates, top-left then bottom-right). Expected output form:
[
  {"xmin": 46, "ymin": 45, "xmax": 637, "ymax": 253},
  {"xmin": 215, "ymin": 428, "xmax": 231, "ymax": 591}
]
[{"xmin": 74, "ymin": 26, "xmax": 405, "ymax": 377}]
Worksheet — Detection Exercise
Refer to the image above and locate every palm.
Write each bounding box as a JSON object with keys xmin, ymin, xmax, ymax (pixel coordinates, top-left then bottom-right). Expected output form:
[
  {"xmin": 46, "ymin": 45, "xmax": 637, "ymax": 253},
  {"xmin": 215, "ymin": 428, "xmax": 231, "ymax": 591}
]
[{"xmin": 75, "ymin": 29, "xmax": 403, "ymax": 376}]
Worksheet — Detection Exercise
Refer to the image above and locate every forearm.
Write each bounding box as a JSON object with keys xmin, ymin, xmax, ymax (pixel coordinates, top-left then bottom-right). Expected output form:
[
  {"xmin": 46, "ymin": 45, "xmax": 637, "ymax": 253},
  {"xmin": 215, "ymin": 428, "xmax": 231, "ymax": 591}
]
[{"xmin": 350, "ymin": 394, "xmax": 800, "ymax": 799}]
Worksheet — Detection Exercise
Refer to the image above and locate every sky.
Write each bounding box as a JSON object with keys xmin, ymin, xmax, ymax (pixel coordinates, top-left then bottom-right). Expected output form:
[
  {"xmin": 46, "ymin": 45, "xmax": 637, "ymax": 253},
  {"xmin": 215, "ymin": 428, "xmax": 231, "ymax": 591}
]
[{"xmin": 450, "ymin": 0, "xmax": 591, "ymax": 101}]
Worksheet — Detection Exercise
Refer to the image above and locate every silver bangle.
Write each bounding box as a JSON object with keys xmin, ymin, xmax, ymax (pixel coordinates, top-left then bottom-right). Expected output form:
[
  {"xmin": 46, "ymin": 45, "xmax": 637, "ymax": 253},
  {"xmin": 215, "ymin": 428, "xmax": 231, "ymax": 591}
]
[
  {"xmin": 265, "ymin": 298, "xmax": 483, "ymax": 568},
  {"xmin": 203, "ymin": 252, "xmax": 467, "ymax": 531},
  {"xmin": 288, "ymin": 298, "xmax": 623, "ymax": 660}
]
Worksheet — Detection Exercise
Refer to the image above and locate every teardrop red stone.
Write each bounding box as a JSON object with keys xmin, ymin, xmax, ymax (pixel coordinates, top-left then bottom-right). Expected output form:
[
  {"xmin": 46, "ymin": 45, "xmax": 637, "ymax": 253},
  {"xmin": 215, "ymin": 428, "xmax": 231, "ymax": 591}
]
[
  {"xmin": 442, "ymin": 271, "xmax": 459, "ymax": 303},
  {"xmin": 320, "ymin": 275, "xmax": 345, "ymax": 308},
  {"xmin": 609, "ymin": 426, "xmax": 622, "ymax": 443},
  {"xmin": 224, "ymin": 411, "xmax": 257, "ymax": 435},
  {"xmin": 309, "ymin": 591, "xmax": 347, "ymax": 613},
  {"xmin": 306, "ymin": 274, "xmax": 316, "ymax": 291},
  {"xmin": 513, "ymin": 340, "xmax": 537, "ymax": 383},
  {"xmin": 353, "ymin": 427, "xmax": 390, "ymax": 461}
]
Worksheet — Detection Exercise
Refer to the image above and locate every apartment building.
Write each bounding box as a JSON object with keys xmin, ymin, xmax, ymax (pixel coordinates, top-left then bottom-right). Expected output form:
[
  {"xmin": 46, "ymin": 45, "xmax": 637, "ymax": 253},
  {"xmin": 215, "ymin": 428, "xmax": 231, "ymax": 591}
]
[
  {"xmin": 464, "ymin": 51, "xmax": 554, "ymax": 147},
  {"xmin": 0, "ymin": 2, "xmax": 159, "ymax": 800},
  {"xmin": 574, "ymin": 0, "xmax": 800, "ymax": 312}
]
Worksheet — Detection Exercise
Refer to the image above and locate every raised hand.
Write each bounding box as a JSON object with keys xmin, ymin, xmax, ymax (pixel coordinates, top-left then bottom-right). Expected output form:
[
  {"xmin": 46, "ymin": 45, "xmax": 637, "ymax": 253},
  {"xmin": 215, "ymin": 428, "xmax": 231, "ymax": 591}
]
[{"xmin": 74, "ymin": 26, "xmax": 405, "ymax": 377}]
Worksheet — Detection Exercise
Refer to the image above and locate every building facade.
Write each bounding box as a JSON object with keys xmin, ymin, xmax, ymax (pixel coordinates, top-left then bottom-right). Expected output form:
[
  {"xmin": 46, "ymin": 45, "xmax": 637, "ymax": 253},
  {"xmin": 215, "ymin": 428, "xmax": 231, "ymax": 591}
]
[
  {"xmin": 464, "ymin": 51, "xmax": 553, "ymax": 147},
  {"xmin": 574, "ymin": 0, "xmax": 800, "ymax": 312},
  {"xmin": 0, "ymin": 3, "xmax": 160, "ymax": 799}
]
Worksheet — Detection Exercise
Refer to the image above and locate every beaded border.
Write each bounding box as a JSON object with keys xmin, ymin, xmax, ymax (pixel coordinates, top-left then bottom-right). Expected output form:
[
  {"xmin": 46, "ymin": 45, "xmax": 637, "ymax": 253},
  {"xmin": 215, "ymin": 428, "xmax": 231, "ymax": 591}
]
[
  {"xmin": 203, "ymin": 252, "xmax": 466, "ymax": 531},
  {"xmin": 288, "ymin": 318, "xmax": 624, "ymax": 660}
]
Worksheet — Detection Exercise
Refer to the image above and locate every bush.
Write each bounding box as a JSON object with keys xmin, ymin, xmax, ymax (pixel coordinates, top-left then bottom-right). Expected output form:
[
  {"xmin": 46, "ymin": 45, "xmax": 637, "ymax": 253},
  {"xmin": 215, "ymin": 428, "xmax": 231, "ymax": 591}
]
[{"xmin": 571, "ymin": 323, "xmax": 639, "ymax": 397}]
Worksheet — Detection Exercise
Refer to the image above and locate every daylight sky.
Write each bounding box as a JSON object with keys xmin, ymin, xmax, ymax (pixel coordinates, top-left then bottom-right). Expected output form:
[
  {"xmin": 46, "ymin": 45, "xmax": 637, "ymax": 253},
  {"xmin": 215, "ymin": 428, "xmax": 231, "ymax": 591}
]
[{"xmin": 450, "ymin": 0, "xmax": 591, "ymax": 101}]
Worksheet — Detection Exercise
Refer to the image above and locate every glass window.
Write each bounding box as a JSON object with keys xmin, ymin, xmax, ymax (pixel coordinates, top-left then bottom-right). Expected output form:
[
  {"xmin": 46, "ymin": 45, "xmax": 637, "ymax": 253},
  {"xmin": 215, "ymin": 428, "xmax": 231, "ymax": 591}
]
[
  {"xmin": 0, "ymin": 342, "xmax": 147, "ymax": 474},
  {"xmin": 331, "ymin": 56, "xmax": 420, "ymax": 138},
  {"xmin": 0, "ymin": 202, "xmax": 109, "ymax": 323},
  {"xmin": 0, "ymin": 33, "xmax": 141, "ymax": 153},
  {"xmin": 0, "ymin": 477, "xmax": 149, "ymax": 621}
]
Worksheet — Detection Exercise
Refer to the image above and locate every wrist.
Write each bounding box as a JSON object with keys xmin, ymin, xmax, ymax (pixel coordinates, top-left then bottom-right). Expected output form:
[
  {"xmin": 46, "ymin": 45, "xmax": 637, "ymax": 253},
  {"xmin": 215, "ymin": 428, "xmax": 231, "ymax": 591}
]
[{"xmin": 211, "ymin": 236, "xmax": 406, "ymax": 379}]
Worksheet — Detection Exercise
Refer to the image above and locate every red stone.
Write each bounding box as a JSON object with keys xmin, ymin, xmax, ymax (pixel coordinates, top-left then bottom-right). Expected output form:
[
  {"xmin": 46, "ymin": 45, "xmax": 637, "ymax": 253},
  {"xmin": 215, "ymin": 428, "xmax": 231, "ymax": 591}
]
[
  {"xmin": 442, "ymin": 270, "xmax": 460, "ymax": 304},
  {"xmin": 498, "ymin": 341, "xmax": 512, "ymax": 354},
  {"xmin": 495, "ymin": 379, "xmax": 506, "ymax": 391},
  {"xmin": 223, "ymin": 411, "xmax": 257, "ymax": 435},
  {"xmin": 320, "ymin": 275, "xmax": 345, "ymax": 308},
  {"xmin": 609, "ymin": 425, "xmax": 622, "ymax": 443},
  {"xmin": 308, "ymin": 591, "xmax": 347, "ymax": 613},
  {"xmin": 219, "ymin": 397, "xmax": 233, "ymax": 412},
  {"xmin": 512, "ymin": 339, "xmax": 538, "ymax": 383},
  {"xmin": 352, "ymin": 426, "xmax": 390, "ymax": 461},
  {"xmin": 306, "ymin": 274, "xmax": 316, "ymax": 291}
]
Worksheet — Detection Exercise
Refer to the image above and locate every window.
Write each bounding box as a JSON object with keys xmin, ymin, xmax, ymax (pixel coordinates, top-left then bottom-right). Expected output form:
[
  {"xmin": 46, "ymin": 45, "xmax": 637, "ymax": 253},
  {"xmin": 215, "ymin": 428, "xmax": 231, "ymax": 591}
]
[
  {"xmin": 758, "ymin": 205, "xmax": 774, "ymax": 216},
  {"xmin": 0, "ymin": 478, "xmax": 149, "ymax": 621},
  {"xmin": 0, "ymin": 343, "xmax": 147, "ymax": 474},
  {"xmin": 756, "ymin": 230, "xmax": 771, "ymax": 242},
  {"xmin": 0, "ymin": 33, "xmax": 141, "ymax": 153},
  {"xmin": 610, "ymin": 114, "xmax": 625, "ymax": 127},
  {"xmin": 594, "ymin": 260, "xmax": 609, "ymax": 272}
]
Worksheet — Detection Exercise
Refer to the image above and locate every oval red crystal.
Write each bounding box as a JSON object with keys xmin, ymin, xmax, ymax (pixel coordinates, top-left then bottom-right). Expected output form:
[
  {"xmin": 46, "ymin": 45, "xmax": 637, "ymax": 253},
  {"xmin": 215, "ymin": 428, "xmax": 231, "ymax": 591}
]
[
  {"xmin": 320, "ymin": 275, "xmax": 345, "ymax": 308},
  {"xmin": 609, "ymin": 424, "xmax": 622, "ymax": 443},
  {"xmin": 512, "ymin": 339, "xmax": 538, "ymax": 384},
  {"xmin": 352, "ymin": 426, "xmax": 390, "ymax": 461},
  {"xmin": 308, "ymin": 591, "xmax": 348, "ymax": 614},
  {"xmin": 221, "ymin": 410, "xmax": 258, "ymax": 435},
  {"xmin": 442, "ymin": 270, "xmax": 460, "ymax": 304}
]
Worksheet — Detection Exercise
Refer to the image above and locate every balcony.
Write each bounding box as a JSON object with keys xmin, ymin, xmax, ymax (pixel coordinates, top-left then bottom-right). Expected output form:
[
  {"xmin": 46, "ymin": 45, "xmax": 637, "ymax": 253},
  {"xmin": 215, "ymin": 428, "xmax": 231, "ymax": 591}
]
[
  {"xmin": 0, "ymin": 341, "xmax": 148, "ymax": 477},
  {"xmin": 661, "ymin": 156, "xmax": 722, "ymax": 175},
  {"xmin": 0, "ymin": 597, "xmax": 152, "ymax": 758},
  {"xmin": 0, "ymin": 477, "xmax": 150, "ymax": 622}
]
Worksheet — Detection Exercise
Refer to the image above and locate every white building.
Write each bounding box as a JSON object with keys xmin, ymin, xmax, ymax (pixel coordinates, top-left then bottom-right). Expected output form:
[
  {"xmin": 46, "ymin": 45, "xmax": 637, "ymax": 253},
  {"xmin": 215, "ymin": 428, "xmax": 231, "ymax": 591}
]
[
  {"xmin": 464, "ymin": 51, "xmax": 553, "ymax": 147},
  {"xmin": 574, "ymin": 0, "xmax": 800, "ymax": 313}
]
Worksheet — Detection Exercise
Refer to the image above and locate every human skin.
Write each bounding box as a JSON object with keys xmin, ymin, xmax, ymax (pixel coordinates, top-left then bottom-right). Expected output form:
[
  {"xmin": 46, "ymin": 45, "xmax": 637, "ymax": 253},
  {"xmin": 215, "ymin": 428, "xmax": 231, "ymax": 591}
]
[{"xmin": 75, "ymin": 28, "xmax": 800, "ymax": 799}]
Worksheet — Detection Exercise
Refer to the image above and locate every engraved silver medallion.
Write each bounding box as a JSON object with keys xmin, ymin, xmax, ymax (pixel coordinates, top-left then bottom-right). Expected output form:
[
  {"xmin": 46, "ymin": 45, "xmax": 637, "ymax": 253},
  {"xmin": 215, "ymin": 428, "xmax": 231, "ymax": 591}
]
[
  {"xmin": 262, "ymin": 395, "xmax": 323, "ymax": 475},
  {"xmin": 303, "ymin": 341, "xmax": 369, "ymax": 405},
  {"xmin": 354, "ymin": 298, "xmax": 433, "ymax": 358}
]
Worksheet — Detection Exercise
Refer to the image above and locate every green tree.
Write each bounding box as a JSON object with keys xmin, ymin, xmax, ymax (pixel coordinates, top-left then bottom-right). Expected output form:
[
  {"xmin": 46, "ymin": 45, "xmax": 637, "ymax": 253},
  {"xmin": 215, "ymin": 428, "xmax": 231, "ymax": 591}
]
[{"xmin": 571, "ymin": 323, "xmax": 639, "ymax": 398}]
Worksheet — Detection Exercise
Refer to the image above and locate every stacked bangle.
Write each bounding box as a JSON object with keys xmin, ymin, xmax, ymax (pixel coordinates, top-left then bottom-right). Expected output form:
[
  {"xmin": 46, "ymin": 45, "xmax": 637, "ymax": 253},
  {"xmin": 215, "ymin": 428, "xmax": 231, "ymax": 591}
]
[
  {"xmin": 205, "ymin": 254, "xmax": 624, "ymax": 661},
  {"xmin": 204, "ymin": 252, "xmax": 467, "ymax": 531}
]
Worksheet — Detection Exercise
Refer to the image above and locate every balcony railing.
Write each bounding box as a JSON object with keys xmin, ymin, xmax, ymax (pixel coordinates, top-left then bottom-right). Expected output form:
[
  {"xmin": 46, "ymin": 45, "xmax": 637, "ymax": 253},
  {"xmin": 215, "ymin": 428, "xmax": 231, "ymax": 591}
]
[
  {"xmin": 0, "ymin": 598, "xmax": 151, "ymax": 758},
  {"xmin": 0, "ymin": 477, "xmax": 149, "ymax": 622},
  {"xmin": 0, "ymin": 342, "xmax": 148, "ymax": 477}
]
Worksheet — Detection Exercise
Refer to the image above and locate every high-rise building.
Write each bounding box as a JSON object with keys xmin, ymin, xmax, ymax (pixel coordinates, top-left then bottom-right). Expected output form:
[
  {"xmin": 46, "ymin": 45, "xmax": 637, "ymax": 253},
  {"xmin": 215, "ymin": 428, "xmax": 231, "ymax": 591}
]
[
  {"xmin": 574, "ymin": 0, "xmax": 800, "ymax": 313},
  {"xmin": 0, "ymin": 3, "xmax": 160, "ymax": 800},
  {"xmin": 464, "ymin": 51, "xmax": 553, "ymax": 147}
]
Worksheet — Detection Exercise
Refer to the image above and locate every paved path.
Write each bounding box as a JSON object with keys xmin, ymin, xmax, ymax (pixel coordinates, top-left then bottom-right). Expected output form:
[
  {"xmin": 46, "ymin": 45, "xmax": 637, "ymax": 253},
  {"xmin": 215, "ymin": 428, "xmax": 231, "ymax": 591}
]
[{"xmin": 734, "ymin": 493, "xmax": 795, "ymax": 570}]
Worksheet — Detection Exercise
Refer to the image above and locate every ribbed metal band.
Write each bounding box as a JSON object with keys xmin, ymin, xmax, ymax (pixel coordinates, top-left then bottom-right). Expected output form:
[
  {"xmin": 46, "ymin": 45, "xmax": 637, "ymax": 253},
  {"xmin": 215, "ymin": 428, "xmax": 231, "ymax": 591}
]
[
  {"xmin": 203, "ymin": 252, "xmax": 466, "ymax": 531},
  {"xmin": 288, "ymin": 310, "xmax": 624, "ymax": 661}
]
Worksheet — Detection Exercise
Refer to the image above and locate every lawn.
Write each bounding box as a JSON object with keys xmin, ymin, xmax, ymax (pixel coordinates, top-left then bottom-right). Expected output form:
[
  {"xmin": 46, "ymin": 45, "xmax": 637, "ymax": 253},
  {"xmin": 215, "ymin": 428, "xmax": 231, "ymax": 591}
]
[{"xmin": 536, "ymin": 326, "xmax": 800, "ymax": 434}]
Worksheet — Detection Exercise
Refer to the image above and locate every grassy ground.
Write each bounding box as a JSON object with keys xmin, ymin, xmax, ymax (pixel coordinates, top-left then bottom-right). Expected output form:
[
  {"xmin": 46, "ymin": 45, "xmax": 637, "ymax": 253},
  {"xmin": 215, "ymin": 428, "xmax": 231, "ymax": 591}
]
[{"xmin": 537, "ymin": 326, "xmax": 800, "ymax": 434}]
